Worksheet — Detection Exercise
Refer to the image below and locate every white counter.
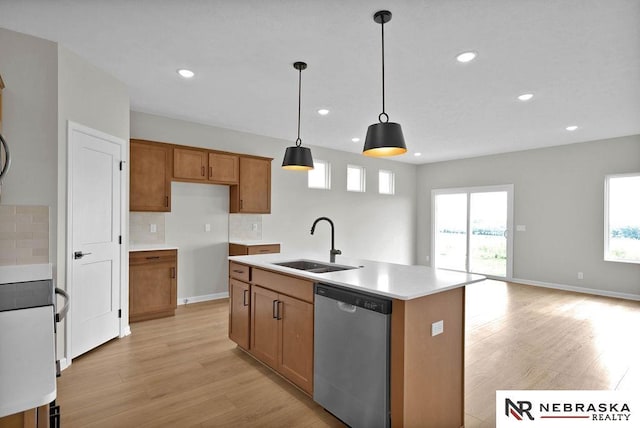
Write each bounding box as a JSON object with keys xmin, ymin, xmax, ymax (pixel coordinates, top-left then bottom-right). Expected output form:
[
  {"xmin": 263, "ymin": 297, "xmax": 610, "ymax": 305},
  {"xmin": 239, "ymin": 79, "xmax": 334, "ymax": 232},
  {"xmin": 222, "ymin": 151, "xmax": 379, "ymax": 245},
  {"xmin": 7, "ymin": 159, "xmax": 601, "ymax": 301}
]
[
  {"xmin": 229, "ymin": 240, "xmax": 281, "ymax": 246},
  {"xmin": 228, "ymin": 254, "xmax": 485, "ymax": 300},
  {"xmin": 129, "ymin": 244, "xmax": 179, "ymax": 252}
]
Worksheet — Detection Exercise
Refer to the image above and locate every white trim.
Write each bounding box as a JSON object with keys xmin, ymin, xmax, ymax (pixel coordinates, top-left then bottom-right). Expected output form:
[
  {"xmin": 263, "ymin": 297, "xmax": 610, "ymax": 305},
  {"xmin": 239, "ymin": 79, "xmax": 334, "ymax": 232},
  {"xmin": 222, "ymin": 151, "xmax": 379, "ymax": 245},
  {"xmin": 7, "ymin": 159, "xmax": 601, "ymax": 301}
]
[
  {"xmin": 179, "ymin": 292, "xmax": 229, "ymax": 305},
  {"xmin": 511, "ymin": 277, "xmax": 640, "ymax": 301},
  {"xmin": 65, "ymin": 121, "xmax": 127, "ymax": 365},
  {"xmin": 431, "ymin": 184, "xmax": 514, "ymax": 279},
  {"xmin": 603, "ymin": 172, "xmax": 640, "ymax": 264}
]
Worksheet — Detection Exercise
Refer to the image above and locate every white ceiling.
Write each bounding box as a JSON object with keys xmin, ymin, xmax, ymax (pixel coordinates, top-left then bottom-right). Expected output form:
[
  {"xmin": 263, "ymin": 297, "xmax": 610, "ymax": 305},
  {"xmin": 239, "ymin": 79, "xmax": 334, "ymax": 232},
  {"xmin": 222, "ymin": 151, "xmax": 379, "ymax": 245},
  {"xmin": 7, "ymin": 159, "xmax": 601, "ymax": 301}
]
[{"xmin": 1, "ymin": 0, "xmax": 639, "ymax": 164}]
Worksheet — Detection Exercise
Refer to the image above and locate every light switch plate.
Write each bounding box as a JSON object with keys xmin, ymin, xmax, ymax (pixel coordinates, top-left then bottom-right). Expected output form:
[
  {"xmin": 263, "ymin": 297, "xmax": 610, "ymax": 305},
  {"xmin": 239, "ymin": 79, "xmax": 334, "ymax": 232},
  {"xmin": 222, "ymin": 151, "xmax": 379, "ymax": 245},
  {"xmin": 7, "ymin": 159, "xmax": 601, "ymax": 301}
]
[
  {"xmin": 432, "ymin": 320, "xmax": 444, "ymax": 336},
  {"xmin": 205, "ymin": 224, "xmax": 211, "ymax": 232},
  {"xmin": 516, "ymin": 225, "xmax": 526, "ymax": 232},
  {"xmin": 150, "ymin": 224, "xmax": 157, "ymax": 233}
]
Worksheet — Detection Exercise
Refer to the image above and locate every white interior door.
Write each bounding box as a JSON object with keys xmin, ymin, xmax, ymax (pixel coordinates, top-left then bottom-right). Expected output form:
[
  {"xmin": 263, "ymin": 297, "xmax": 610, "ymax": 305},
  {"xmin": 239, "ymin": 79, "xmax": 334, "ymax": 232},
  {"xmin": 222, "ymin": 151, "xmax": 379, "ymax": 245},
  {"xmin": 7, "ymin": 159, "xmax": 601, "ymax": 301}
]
[{"xmin": 69, "ymin": 123, "xmax": 122, "ymax": 359}]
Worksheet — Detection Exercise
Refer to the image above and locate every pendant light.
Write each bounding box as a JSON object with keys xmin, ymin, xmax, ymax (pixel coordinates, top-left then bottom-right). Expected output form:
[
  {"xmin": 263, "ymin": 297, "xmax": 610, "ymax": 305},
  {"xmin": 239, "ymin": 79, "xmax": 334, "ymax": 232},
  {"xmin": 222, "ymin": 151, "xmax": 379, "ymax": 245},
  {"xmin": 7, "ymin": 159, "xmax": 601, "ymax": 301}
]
[
  {"xmin": 282, "ymin": 61, "xmax": 314, "ymax": 170},
  {"xmin": 363, "ymin": 10, "xmax": 407, "ymax": 157}
]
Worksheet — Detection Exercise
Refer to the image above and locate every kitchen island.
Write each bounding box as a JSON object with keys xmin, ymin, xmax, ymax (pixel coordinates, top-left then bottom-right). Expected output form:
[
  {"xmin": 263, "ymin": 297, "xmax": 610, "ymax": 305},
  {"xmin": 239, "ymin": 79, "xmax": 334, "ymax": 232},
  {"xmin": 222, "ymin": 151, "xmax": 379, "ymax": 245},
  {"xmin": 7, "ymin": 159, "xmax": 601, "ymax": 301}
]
[{"xmin": 228, "ymin": 254, "xmax": 484, "ymax": 428}]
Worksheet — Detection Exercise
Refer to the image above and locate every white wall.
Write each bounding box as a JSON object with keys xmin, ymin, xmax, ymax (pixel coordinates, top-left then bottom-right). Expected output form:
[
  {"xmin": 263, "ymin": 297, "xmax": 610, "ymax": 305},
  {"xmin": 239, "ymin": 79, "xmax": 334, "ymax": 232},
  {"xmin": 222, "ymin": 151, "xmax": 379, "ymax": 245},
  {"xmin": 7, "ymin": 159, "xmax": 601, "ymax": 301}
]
[
  {"xmin": 416, "ymin": 135, "xmax": 640, "ymax": 297},
  {"xmin": 131, "ymin": 111, "xmax": 418, "ymax": 299}
]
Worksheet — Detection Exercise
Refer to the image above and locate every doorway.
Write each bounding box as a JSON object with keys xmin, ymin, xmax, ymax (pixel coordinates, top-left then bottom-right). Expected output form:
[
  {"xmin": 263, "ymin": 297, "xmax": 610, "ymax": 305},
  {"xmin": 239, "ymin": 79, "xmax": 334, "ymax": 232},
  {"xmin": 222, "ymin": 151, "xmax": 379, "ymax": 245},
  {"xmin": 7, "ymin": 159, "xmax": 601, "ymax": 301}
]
[
  {"xmin": 431, "ymin": 185, "xmax": 513, "ymax": 278},
  {"xmin": 67, "ymin": 121, "xmax": 125, "ymax": 359}
]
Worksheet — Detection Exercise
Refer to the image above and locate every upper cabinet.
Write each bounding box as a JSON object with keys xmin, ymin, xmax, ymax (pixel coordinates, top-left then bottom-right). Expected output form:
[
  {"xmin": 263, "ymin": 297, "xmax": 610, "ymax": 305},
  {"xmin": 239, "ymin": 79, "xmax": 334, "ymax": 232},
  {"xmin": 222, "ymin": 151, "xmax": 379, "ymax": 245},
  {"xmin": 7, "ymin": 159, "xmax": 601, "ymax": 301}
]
[
  {"xmin": 208, "ymin": 152, "xmax": 238, "ymax": 184},
  {"xmin": 129, "ymin": 139, "xmax": 271, "ymax": 213},
  {"xmin": 130, "ymin": 139, "xmax": 172, "ymax": 212},
  {"xmin": 173, "ymin": 147, "xmax": 208, "ymax": 181},
  {"xmin": 230, "ymin": 156, "xmax": 272, "ymax": 214}
]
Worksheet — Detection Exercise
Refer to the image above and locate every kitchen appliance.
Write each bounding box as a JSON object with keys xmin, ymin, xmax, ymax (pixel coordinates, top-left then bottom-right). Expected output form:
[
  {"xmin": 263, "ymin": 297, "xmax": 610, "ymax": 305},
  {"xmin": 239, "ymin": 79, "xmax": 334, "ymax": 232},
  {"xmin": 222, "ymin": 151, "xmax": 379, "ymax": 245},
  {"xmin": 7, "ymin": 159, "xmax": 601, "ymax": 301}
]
[
  {"xmin": 313, "ymin": 283, "xmax": 392, "ymax": 428},
  {"xmin": 0, "ymin": 265, "xmax": 68, "ymax": 426},
  {"xmin": 0, "ymin": 131, "xmax": 10, "ymax": 200}
]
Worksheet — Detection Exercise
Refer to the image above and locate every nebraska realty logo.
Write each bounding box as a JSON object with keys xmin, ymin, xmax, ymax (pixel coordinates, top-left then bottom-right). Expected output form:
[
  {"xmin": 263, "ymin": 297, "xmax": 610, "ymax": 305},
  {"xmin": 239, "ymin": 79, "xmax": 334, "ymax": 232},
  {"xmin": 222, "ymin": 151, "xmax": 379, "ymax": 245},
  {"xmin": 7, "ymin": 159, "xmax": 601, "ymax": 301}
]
[{"xmin": 496, "ymin": 391, "xmax": 636, "ymax": 427}]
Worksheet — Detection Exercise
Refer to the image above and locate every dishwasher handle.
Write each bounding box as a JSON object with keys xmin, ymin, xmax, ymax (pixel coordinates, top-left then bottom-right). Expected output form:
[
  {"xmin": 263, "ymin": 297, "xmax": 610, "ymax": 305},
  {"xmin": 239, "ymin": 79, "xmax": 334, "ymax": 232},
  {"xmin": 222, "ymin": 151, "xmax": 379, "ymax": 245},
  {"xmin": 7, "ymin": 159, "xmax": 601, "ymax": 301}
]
[
  {"xmin": 337, "ymin": 301, "xmax": 357, "ymax": 313},
  {"xmin": 55, "ymin": 287, "xmax": 70, "ymax": 322}
]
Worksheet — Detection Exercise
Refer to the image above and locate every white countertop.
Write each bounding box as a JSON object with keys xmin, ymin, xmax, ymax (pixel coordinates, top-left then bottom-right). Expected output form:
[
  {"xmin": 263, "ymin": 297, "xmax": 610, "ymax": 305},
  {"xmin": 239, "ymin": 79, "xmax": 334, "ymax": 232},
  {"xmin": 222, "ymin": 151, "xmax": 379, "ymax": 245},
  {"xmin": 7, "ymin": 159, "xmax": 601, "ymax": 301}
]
[
  {"xmin": 228, "ymin": 253, "xmax": 485, "ymax": 300},
  {"xmin": 229, "ymin": 241, "xmax": 281, "ymax": 246},
  {"xmin": 0, "ymin": 305, "xmax": 57, "ymax": 417},
  {"xmin": 129, "ymin": 244, "xmax": 179, "ymax": 252}
]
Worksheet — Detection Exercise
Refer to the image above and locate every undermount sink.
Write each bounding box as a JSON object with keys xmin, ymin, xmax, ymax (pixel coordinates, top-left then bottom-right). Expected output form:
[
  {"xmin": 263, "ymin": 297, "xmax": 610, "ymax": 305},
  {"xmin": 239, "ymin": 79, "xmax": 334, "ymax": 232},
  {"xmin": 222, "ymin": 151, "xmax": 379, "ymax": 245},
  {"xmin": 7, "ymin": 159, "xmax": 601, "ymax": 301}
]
[{"xmin": 273, "ymin": 259, "xmax": 359, "ymax": 274}]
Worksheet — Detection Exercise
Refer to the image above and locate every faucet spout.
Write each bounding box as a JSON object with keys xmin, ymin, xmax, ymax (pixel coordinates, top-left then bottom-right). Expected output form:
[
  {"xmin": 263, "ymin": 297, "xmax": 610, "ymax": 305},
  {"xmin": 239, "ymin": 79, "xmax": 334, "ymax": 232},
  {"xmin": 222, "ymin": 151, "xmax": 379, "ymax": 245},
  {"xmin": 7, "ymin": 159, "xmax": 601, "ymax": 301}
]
[{"xmin": 310, "ymin": 217, "xmax": 341, "ymax": 263}]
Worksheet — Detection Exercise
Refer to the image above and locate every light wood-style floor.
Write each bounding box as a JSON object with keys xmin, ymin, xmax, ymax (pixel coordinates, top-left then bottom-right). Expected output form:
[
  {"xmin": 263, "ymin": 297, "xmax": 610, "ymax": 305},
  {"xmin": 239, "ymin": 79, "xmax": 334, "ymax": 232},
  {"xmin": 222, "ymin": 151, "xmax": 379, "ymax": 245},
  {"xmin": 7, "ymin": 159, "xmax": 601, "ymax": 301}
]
[{"xmin": 57, "ymin": 280, "xmax": 640, "ymax": 428}]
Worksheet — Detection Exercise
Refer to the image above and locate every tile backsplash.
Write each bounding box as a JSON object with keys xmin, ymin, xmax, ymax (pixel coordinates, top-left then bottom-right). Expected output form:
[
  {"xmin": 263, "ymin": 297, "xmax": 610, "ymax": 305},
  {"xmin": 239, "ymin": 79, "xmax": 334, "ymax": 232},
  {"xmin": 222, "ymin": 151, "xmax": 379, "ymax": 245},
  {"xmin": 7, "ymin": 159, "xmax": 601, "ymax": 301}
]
[
  {"xmin": 229, "ymin": 214, "xmax": 262, "ymax": 241},
  {"xmin": 130, "ymin": 212, "xmax": 166, "ymax": 245},
  {"xmin": 0, "ymin": 205, "xmax": 49, "ymax": 266}
]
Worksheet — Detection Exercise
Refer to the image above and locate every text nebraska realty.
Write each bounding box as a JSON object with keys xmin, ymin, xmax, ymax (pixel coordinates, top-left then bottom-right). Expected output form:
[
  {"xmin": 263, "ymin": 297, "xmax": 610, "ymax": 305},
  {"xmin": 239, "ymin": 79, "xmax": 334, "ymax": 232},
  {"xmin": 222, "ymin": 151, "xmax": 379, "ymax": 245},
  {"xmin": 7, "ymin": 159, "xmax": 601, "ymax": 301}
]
[{"xmin": 507, "ymin": 399, "xmax": 631, "ymax": 421}]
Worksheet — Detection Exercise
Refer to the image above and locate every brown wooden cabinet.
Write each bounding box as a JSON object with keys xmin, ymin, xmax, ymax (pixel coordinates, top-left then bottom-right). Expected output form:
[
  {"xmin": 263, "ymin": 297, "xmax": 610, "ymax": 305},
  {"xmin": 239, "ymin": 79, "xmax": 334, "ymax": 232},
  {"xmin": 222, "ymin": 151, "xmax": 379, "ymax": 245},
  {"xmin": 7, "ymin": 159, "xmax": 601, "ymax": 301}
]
[
  {"xmin": 173, "ymin": 147, "xmax": 207, "ymax": 181},
  {"xmin": 208, "ymin": 152, "xmax": 239, "ymax": 184},
  {"xmin": 129, "ymin": 250, "xmax": 177, "ymax": 322},
  {"xmin": 0, "ymin": 405, "xmax": 50, "ymax": 428},
  {"xmin": 229, "ymin": 262, "xmax": 251, "ymax": 350},
  {"xmin": 249, "ymin": 269, "xmax": 314, "ymax": 395},
  {"xmin": 228, "ymin": 243, "xmax": 280, "ymax": 256},
  {"xmin": 230, "ymin": 156, "xmax": 272, "ymax": 214},
  {"xmin": 130, "ymin": 140, "xmax": 172, "ymax": 212}
]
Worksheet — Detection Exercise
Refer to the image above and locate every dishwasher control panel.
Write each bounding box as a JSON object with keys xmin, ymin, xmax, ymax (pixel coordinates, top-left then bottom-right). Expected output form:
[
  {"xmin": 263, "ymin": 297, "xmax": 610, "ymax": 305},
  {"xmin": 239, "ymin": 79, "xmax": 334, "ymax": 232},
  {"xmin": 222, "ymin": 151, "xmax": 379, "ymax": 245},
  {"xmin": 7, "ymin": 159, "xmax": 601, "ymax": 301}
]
[{"xmin": 315, "ymin": 283, "xmax": 392, "ymax": 314}]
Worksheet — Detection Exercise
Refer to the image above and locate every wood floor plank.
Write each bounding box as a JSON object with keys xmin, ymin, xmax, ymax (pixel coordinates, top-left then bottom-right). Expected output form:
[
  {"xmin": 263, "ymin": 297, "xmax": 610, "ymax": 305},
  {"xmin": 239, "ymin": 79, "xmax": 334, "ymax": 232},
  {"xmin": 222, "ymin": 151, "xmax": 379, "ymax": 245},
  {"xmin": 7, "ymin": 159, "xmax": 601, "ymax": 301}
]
[{"xmin": 56, "ymin": 281, "xmax": 640, "ymax": 428}]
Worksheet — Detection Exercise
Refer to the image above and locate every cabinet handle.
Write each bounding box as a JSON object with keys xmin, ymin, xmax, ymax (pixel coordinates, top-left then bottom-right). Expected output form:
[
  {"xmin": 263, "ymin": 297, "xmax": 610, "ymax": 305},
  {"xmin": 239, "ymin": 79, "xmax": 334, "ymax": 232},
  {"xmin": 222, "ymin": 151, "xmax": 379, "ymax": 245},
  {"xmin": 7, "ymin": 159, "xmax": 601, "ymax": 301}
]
[
  {"xmin": 146, "ymin": 256, "xmax": 160, "ymax": 260},
  {"xmin": 201, "ymin": 166, "xmax": 205, "ymax": 176},
  {"xmin": 259, "ymin": 249, "xmax": 269, "ymax": 253},
  {"xmin": 165, "ymin": 196, "xmax": 169, "ymax": 207},
  {"xmin": 277, "ymin": 301, "xmax": 283, "ymax": 320},
  {"xmin": 170, "ymin": 267, "xmax": 176, "ymax": 279},
  {"xmin": 272, "ymin": 300, "xmax": 278, "ymax": 319},
  {"xmin": 243, "ymin": 289, "xmax": 249, "ymax": 306},
  {"xmin": 240, "ymin": 199, "xmax": 243, "ymax": 209},
  {"xmin": 209, "ymin": 166, "xmax": 212, "ymax": 178},
  {"xmin": 232, "ymin": 269, "xmax": 244, "ymax": 274}
]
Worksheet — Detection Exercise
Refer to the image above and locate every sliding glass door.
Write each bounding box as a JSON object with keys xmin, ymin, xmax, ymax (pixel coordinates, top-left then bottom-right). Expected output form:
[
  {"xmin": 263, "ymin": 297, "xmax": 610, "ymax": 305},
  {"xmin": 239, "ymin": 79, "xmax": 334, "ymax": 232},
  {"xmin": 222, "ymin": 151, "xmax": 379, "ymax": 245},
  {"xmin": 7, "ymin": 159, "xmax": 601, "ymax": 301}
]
[{"xmin": 432, "ymin": 185, "xmax": 513, "ymax": 278}]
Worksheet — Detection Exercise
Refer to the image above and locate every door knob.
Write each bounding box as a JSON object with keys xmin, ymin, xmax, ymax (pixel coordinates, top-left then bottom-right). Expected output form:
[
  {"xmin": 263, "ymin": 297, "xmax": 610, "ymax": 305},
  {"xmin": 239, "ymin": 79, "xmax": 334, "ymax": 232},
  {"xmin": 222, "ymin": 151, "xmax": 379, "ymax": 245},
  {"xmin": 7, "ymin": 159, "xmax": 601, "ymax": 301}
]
[{"xmin": 74, "ymin": 251, "xmax": 92, "ymax": 259}]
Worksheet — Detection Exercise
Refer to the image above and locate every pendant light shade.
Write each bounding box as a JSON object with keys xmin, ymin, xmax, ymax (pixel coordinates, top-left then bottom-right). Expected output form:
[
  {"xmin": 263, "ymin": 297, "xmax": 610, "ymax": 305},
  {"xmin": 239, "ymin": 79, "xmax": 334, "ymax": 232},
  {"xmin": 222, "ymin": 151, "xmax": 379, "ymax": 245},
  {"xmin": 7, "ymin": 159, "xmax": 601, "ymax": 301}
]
[
  {"xmin": 363, "ymin": 10, "xmax": 407, "ymax": 157},
  {"xmin": 282, "ymin": 61, "xmax": 314, "ymax": 170}
]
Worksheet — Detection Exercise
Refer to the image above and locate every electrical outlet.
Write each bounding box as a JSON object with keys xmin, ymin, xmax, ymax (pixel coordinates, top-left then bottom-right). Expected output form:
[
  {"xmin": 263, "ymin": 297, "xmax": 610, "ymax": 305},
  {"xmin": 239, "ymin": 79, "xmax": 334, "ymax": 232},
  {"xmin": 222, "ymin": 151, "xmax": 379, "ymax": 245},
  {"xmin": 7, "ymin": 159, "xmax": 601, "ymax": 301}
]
[
  {"xmin": 150, "ymin": 223, "xmax": 157, "ymax": 233},
  {"xmin": 578, "ymin": 272, "xmax": 584, "ymax": 280},
  {"xmin": 516, "ymin": 225, "xmax": 526, "ymax": 232},
  {"xmin": 431, "ymin": 320, "xmax": 444, "ymax": 336},
  {"xmin": 425, "ymin": 255, "xmax": 430, "ymax": 262},
  {"xmin": 205, "ymin": 224, "xmax": 211, "ymax": 232}
]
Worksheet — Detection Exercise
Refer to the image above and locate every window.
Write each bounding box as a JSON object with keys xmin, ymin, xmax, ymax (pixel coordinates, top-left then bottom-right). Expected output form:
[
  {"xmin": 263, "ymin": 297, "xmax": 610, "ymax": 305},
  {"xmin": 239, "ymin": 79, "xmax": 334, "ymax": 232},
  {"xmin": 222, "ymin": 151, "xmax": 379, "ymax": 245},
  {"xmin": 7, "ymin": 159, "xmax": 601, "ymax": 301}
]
[
  {"xmin": 605, "ymin": 173, "xmax": 640, "ymax": 263},
  {"xmin": 308, "ymin": 160, "xmax": 331, "ymax": 189},
  {"xmin": 379, "ymin": 170, "xmax": 395, "ymax": 195},
  {"xmin": 347, "ymin": 165, "xmax": 366, "ymax": 192}
]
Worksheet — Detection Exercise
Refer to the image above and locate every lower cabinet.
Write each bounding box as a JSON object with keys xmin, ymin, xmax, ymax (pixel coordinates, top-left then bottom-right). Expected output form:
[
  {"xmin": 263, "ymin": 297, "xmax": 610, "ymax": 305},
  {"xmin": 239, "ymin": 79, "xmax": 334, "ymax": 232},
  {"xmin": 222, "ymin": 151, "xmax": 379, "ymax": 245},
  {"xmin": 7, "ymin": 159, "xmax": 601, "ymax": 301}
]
[
  {"xmin": 129, "ymin": 250, "xmax": 177, "ymax": 322},
  {"xmin": 250, "ymin": 284, "xmax": 313, "ymax": 395},
  {"xmin": 228, "ymin": 278, "xmax": 250, "ymax": 349}
]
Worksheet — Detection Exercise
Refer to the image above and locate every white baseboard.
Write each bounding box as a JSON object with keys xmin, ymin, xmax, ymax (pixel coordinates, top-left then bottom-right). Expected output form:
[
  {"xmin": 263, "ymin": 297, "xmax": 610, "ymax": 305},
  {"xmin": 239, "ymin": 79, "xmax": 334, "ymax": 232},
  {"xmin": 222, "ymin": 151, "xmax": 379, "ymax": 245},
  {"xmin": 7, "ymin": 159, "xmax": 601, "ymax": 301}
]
[
  {"xmin": 510, "ymin": 277, "xmax": 640, "ymax": 301},
  {"xmin": 122, "ymin": 325, "xmax": 132, "ymax": 337},
  {"xmin": 178, "ymin": 291, "xmax": 229, "ymax": 305}
]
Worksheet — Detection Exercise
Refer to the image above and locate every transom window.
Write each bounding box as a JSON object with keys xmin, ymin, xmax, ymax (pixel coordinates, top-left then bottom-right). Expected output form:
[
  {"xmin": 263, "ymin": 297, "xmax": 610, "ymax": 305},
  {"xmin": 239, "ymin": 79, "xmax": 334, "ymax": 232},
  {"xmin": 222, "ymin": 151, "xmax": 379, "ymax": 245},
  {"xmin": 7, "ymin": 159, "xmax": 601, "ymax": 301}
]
[
  {"xmin": 347, "ymin": 165, "xmax": 366, "ymax": 192},
  {"xmin": 379, "ymin": 170, "xmax": 395, "ymax": 195},
  {"xmin": 308, "ymin": 160, "xmax": 331, "ymax": 189}
]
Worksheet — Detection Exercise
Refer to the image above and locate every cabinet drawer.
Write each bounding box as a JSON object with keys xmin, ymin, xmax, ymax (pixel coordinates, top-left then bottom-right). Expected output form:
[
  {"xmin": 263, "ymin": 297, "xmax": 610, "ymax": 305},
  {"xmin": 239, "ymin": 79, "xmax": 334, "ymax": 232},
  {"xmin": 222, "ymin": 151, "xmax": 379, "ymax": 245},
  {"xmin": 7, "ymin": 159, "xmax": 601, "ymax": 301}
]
[
  {"xmin": 247, "ymin": 244, "xmax": 280, "ymax": 255},
  {"xmin": 130, "ymin": 249, "xmax": 177, "ymax": 265},
  {"xmin": 229, "ymin": 262, "xmax": 250, "ymax": 282},
  {"xmin": 252, "ymin": 268, "xmax": 314, "ymax": 303}
]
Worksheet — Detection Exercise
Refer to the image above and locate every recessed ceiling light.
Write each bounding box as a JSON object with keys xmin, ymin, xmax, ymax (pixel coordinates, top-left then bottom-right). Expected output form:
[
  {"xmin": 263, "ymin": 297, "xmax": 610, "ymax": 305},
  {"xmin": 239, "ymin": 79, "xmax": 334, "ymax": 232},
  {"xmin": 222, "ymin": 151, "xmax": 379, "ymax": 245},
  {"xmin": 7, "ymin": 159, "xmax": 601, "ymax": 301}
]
[
  {"xmin": 414, "ymin": 152, "xmax": 422, "ymax": 157},
  {"xmin": 456, "ymin": 51, "xmax": 477, "ymax": 63},
  {"xmin": 517, "ymin": 93, "xmax": 534, "ymax": 101},
  {"xmin": 566, "ymin": 125, "xmax": 579, "ymax": 131},
  {"xmin": 317, "ymin": 109, "xmax": 330, "ymax": 116},
  {"xmin": 351, "ymin": 137, "xmax": 360, "ymax": 143},
  {"xmin": 177, "ymin": 69, "xmax": 195, "ymax": 78}
]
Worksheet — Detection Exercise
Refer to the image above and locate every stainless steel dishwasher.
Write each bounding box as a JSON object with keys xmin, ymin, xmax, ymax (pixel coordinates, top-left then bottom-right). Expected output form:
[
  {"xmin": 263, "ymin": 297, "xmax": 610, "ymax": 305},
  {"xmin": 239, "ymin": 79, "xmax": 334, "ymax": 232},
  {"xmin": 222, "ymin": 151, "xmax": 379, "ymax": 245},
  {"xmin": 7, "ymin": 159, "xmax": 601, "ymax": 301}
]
[{"xmin": 314, "ymin": 283, "xmax": 392, "ymax": 428}]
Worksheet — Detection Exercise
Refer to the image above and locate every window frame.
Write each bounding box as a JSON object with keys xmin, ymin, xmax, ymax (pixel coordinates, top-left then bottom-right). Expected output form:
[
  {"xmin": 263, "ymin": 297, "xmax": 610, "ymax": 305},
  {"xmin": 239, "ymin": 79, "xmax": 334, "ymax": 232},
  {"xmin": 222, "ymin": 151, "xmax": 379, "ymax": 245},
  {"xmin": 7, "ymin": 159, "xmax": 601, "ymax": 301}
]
[
  {"xmin": 378, "ymin": 169, "xmax": 395, "ymax": 195},
  {"xmin": 604, "ymin": 172, "xmax": 640, "ymax": 264},
  {"xmin": 346, "ymin": 164, "xmax": 366, "ymax": 193},
  {"xmin": 307, "ymin": 159, "xmax": 331, "ymax": 190}
]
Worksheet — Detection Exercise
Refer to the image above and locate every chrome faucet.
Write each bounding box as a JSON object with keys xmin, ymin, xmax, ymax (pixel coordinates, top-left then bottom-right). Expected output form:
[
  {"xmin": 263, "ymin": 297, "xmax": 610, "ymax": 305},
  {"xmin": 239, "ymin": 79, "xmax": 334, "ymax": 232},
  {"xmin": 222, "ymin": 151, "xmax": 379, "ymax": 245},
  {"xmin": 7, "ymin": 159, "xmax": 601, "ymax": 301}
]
[{"xmin": 310, "ymin": 217, "xmax": 342, "ymax": 263}]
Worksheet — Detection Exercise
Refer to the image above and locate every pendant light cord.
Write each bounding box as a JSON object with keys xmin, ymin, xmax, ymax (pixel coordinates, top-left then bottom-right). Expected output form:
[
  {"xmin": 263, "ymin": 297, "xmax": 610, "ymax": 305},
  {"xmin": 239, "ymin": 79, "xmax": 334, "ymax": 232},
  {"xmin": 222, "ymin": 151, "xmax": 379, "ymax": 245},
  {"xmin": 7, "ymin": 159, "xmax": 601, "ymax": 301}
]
[
  {"xmin": 296, "ymin": 67, "xmax": 302, "ymax": 147},
  {"xmin": 379, "ymin": 18, "xmax": 389, "ymax": 123}
]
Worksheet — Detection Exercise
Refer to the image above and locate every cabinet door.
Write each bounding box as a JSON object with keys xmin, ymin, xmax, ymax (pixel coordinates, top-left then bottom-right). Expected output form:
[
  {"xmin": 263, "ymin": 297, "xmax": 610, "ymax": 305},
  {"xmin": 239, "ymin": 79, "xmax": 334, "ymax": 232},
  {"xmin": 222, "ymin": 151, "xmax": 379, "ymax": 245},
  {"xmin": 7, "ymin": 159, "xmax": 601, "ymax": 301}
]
[
  {"xmin": 209, "ymin": 153, "xmax": 239, "ymax": 184},
  {"xmin": 250, "ymin": 285, "xmax": 279, "ymax": 369},
  {"xmin": 278, "ymin": 294, "xmax": 314, "ymax": 394},
  {"xmin": 173, "ymin": 147, "xmax": 207, "ymax": 181},
  {"xmin": 229, "ymin": 279, "xmax": 250, "ymax": 349},
  {"xmin": 129, "ymin": 252, "xmax": 177, "ymax": 322},
  {"xmin": 231, "ymin": 157, "xmax": 272, "ymax": 213},
  {"xmin": 130, "ymin": 140, "xmax": 171, "ymax": 211}
]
